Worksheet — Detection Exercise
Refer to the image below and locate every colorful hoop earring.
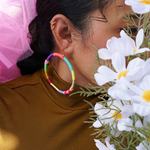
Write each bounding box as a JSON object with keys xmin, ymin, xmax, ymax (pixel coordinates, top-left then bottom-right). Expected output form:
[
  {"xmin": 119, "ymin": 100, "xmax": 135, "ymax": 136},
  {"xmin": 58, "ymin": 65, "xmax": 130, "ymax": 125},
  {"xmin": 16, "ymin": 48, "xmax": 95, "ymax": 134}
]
[{"xmin": 44, "ymin": 53, "xmax": 75, "ymax": 95}]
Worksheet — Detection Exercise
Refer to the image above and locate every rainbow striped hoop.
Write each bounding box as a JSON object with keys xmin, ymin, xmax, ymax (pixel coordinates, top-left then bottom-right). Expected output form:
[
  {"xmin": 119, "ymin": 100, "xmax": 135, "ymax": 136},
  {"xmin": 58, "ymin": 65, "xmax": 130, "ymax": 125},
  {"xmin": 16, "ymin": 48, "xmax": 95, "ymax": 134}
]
[{"xmin": 44, "ymin": 53, "xmax": 75, "ymax": 95}]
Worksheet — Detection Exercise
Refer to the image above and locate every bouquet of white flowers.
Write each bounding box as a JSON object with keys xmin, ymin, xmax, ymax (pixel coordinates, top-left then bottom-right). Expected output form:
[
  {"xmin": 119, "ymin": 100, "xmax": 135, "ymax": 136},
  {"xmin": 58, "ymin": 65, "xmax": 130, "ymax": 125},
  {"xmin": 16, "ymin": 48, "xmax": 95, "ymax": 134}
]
[{"xmin": 83, "ymin": 1, "xmax": 150, "ymax": 150}]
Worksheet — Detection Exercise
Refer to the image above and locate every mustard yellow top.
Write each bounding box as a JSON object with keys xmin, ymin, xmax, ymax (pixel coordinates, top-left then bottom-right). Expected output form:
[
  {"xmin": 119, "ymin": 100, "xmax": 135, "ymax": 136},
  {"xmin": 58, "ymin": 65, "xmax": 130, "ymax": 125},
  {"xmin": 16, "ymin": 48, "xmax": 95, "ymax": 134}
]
[{"xmin": 0, "ymin": 64, "xmax": 100, "ymax": 150}]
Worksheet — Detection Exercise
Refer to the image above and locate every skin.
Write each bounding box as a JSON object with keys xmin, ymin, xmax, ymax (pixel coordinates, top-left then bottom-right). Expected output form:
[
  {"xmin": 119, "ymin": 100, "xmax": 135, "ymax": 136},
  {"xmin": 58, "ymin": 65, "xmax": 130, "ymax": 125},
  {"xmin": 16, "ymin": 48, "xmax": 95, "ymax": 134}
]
[{"xmin": 50, "ymin": 0, "xmax": 138, "ymax": 87}]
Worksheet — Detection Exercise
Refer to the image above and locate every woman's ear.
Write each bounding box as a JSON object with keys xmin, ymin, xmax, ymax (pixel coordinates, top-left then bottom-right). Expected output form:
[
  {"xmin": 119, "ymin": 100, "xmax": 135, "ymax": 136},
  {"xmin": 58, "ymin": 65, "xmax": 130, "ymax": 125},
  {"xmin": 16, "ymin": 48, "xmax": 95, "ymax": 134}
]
[{"xmin": 50, "ymin": 14, "xmax": 74, "ymax": 55}]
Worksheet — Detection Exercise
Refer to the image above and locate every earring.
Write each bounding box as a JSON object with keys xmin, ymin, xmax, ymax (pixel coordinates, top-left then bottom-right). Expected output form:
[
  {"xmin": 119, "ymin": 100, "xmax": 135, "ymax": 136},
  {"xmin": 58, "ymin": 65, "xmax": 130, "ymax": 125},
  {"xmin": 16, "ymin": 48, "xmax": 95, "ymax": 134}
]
[
  {"xmin": 51, "ymin": 21, "xmax": 56, "ymax": 30},
  {"xmin": 44, "ymin": 53, "xmax": 75, "ymax": 95}
]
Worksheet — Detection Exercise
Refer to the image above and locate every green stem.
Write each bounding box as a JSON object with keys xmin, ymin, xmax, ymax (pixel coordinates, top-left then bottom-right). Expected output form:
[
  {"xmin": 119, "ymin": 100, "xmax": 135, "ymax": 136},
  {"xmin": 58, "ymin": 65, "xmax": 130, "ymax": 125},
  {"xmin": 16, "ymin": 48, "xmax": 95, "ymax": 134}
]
[{"xmin": 138, "ymin": 14, "xmax": 143, "ymax": 31}]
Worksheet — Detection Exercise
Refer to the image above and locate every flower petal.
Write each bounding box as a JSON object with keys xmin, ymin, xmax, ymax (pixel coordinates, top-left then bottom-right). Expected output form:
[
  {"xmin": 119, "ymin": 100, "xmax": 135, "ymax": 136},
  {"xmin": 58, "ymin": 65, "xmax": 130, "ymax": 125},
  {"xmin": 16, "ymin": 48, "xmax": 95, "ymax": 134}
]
[
  {"xmin": 121, "ymin": 105, "xmax": 134, "ymax": 118},
  {"xmin": 143, "ymin": 116, "xmax": 150, "ymax": 128},
  {"xmin": 126, "ymin": 68, "xmax": 144, "ymax": 81},
  {"xmin": 120, "ymin": 30, "xmax": 136, "ymax": 50},
  {"xmin": 108, "ymin": 82, "xmax": 125, "ymax": 99},
  {"xmin": 112, "ymin": 52, "xmax": 126, "ymax": 73},
  {"xmin": 132, "ymin": 3, "xmax": 150, "ymax": 14},
  {"xmin": 109, "ymin": 130, "xmax": 121, "ymax": 138},
  {"xmin": 135, "ymin": 120, "xmax": 145, "ymax": 137},
  {"xmin": 107, "ymin": 37, "xmax": 120, "ymax": 52},
  {"xmin": 132, "ymin": 96, "xmax": 144, "ymax": 103},
  {"xmin": 134, "ymin": 48, "xmax": 150, "ymax": 54},
  {"xmin": 125, "ymin": 0, "xmax": 148, "ymax": 14},
  {"xmin": 120, "ymin": 77, "xmax": 143, "ymax": 95},
  {"xmin": 118, "ymin": 37, "xmax": 134, "ymax": 56},
  {"xmin": 133, "ymin": 103, "xmax": 150, "ymax": 116},
  {"xmin": 94, "ymin": 66, "xmax": 117, "ymax": 85},
  {"xmin": 97, "ymin": 66, "xmax": 117, "ymax": 78},
  {"xmin": 127, "ymin": 57, "xmax": 145, "ymax": 71},
  {"xmin": 136, "ymin": 28, "xmax": 144, "ymax": 49},
  {"xmin": 106, "ymin": 141, "xmax": 116, "ymax": 150},
  {"xmin": 136, "ymin": 141, "xmax": 148, "ymax": 150},
  {"xmin": 118, "ymin": 118, "xmax": 133, "ymax": 131},
  {"xmin": 116, "ymin": 89, "xmax": 132, "ymax": 100},
  {"xmin": 94, "ymin": 103, "xmax": 107, "ymax": 115},
  {"xmin": 94, "ymin": 139, "xmax": 108, "ymax": 150},
  {"xmin": 125, "ymin": 0, "xmax": 137, "ymax": 5},
  {"xmin": 93, "ymin": 119, "xmax": 102, "ymax": 128},
  {"xmin": 135, "ymin": 120, "xmax": 143, "ymax": 128},
  {"xmin": 98, "ymin": 48, "xmax": 113, "ymax": 60},
  {"xmin": 139, "ymin": 74, "xmax": 150, "ymax": 91},
  {"xmin": 94, "ymin": 73, "xmax": 112, "ymax": 86},
  {"xmin": 142, "ymin": 58, "xmax": 150, "ymax": 75}
]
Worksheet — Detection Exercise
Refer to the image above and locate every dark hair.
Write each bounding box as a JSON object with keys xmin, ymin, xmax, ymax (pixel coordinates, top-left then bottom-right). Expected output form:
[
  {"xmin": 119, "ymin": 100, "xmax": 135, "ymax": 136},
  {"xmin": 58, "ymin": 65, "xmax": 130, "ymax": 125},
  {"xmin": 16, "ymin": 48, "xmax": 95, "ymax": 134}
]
[{"xmin": 17, "ymin": 0, "xmax": 113, "ymax": 75}]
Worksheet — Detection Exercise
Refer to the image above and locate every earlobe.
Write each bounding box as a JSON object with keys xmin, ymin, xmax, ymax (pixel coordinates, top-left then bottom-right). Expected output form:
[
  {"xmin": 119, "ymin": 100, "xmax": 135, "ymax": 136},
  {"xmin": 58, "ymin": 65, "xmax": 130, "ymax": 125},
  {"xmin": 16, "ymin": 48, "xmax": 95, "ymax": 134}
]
[{"xmin": 50, "ymin": 14, "xmax": 74, "ymax": 55}]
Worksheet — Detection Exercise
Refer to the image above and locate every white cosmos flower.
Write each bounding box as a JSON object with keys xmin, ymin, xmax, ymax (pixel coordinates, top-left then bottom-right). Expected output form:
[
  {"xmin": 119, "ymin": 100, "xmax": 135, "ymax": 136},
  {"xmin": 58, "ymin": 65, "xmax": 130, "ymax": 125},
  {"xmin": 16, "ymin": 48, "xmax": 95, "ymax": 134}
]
[
  {"xmin": 135, "ymin": 116, "xmax": 150, "ymax": 137},
  {"xmin": 98, "ymin": 33, "xmax": 133, "ymax": 60},
  {"xmin": 120, "ymin": 74, "xmax": 150, "ymax": 116},
  {"xmin": 142, "ymin": 58, "xmax": 150, "ymax": 75},
  {"xmin": 93, "ymin": 100, "xmax": 134, "ymax": 131},
  {"xmin": 125, "ymin": 0, "xmax": 150, "ymax": 14},
  {"xmin": 105, "ymin": 130, "xmax": 122, "ymax": 142},
  {"xmin": 98, "ymin": 29, "xmax": 149, "ymax": 60},
  {"xmin": 136, "ymin": 141, "xmax": 150, "ymax": 150},
  {"xmin": 135, "ymin": 117, "xmax": 150, "ymax": 150},
  {"xmin": 94, "ymin": 139, "xmax": 116, "ymax": 150},
  {"xmin": 135, "ymin": 129, "xmax": 150, "ymax": 150},
  {"xmin": 94, "ymin": 52, "xmax": 144, "ymax": 86},
  {"xmin": 120, "ymin": 28, "xmax": 149, "ymax": 55},
  {"xmin": 108, "ymin": 82, "xmax": 135, "ymax": 100},
  {"xmin": 109, "ymin": 58, "xmax": 150, "ymax": 100}
]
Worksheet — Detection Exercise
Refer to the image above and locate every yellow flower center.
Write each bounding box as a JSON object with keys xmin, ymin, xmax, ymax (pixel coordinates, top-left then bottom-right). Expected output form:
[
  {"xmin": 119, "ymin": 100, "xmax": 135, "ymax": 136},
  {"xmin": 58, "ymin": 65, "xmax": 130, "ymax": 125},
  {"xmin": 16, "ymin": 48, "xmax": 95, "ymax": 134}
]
[
  {"xmin": 134, "ymin": 49, "xmax": 137, "ymax": 53},
  {"xmin": 113, "ymin": 111, "xmax": 122, "ymax": 119},
  {"xmin": 142, "ymin": 90, "xmax": 150, "ymax": 102},
  {"xmin": 118, "ymin": 71, "xmax": 129, "ymax": 80},
  {"xmin": 140, "ymin": 0, "xmax": 150, "ymax": 4}
]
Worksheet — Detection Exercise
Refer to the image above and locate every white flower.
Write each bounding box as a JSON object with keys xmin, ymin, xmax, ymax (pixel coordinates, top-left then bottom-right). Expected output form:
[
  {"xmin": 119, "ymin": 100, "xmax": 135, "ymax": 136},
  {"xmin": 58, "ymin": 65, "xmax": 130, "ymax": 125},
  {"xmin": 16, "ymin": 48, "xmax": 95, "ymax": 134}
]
[
  {"xmin": 98, "ymin": 34, "xmax": 132, "ymax": 60},
  {"xmin": 135, "ymin": 117, "xmax": 150, "ymax": 149},
  {"xmin": 94, "ymin": 138, "xmax": 116, "ymax": 150},
  {"xmin": 135, "ymin": 116, "xmax": 150, "ymax": 136},
  {"xmin": 120, "ymin": 74, "xmax": 150, "ymax": 116},
  {"xmin": 109, "ymin": 58, "xmax": 150, "ymax": 100},
  {"xmin": 135, "ymin": 119, "xmax": 150, "ymax": 150},
  {"xmin": 93, "ymin": 100, "xmax": 134, "ymax": 131},
  {"xmin": 98, "ymin": 29, "xmax": 149, "ymax": 60},
  {"xmin": 120, "ymin": 29, "xmax": 149, "ymax": 55},
  {"xmin": 143, "ymin": 115, "xmax": 150, "ymax": 128},
  {"xmin": 94, "ymin": 52, "xmax": 144, "ymax": 86},
  {"xmin": 136, "ymin": 141, "xmax": 150, "ymax": 150},
  {"xmin": 125, "ymin": 0, "xmax": 150, "ymax": 14},
  {"xmin": 142, "ymin": 58, "xmax": 150, "ymax": 75},
  {"xmin": 105, "ymin": 130, "xmax": 122, "ymax": 142},
  {"xmin": 108, "ymin": 82, "xmax": 134, "ymax": 100}
]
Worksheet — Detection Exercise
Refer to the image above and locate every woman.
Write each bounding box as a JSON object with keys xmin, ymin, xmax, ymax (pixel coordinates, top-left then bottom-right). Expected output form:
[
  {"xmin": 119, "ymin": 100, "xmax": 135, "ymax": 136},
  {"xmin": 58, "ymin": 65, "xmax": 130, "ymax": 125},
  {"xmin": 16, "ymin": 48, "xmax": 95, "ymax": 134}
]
[{"xmin": 0, "ymin": 0, "xmax": 137, "ymax": 149}]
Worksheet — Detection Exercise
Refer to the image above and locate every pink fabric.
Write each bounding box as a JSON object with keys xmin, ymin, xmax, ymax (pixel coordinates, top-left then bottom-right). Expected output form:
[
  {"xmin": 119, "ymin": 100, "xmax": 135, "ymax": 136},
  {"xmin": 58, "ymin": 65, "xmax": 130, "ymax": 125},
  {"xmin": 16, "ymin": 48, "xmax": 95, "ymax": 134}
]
[{"xmin": 0, "ymin": 0, "xmax": 37, "ymax": 82}]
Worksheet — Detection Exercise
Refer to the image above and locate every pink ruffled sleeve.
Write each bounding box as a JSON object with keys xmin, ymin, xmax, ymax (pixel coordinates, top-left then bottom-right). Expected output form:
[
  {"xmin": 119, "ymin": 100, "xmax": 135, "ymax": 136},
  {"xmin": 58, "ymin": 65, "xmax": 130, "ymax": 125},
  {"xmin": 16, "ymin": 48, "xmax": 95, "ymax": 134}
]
[{"xmin": 0, "ymin": 0, "xmax": 37, "ymax": 82}]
